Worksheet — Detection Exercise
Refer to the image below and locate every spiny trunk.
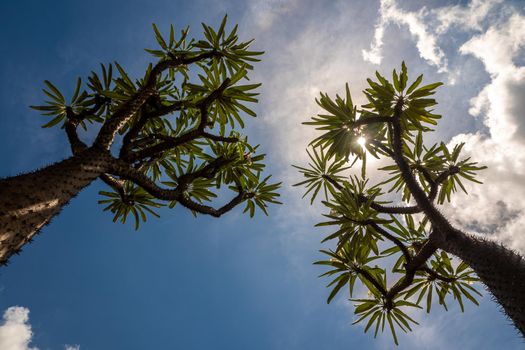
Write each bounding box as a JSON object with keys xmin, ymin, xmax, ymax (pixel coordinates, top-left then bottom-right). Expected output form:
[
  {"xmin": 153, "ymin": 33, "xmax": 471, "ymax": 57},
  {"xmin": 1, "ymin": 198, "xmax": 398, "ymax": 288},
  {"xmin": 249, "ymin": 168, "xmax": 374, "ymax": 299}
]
[
  {"xmin": 438, "ymin": 229, "xmax": 525, "ymax": 336},
  {"xmin": 0, "ymin": 147, "xmax": 113, "ymax": 264}
]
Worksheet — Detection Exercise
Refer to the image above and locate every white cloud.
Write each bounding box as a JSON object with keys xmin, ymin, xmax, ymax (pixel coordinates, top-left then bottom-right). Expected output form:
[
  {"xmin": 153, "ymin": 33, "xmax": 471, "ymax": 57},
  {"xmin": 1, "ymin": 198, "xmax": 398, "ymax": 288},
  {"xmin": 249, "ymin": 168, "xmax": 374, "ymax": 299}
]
[
  {"xmin": 434, "ymin": 0, "xmax": 503, "ymax": 33},
  {"xmin": 362, "ymin": 0, "xmax": 448, "ymax": 72},
  {"xmin": 243, "ymin": 0, "xmax": 299, "ymax": 31},
  {"xmin": 360, "ymin": 0, "xmax": 525, "ymax": 252},
  {"xmin": 0, "ymin": 307, "xmax": 38, "ymax": 350},
  {"xmin": 460, "ymin": 13, "xmax": 525, "ymax": 76},
  {"xmin": 442, "ymin": 13, "xmax": 525, "ymax": 252},
  {"xmin": 65, "ymin": 345, "xmax": 80, "ymax": 350},
  {"xmin": 362, "ymin": 0, "xmax": 508, "ymax": 74},
  {"xmin": 0, "ymin": 306, "xmax": 80, "ymax": 350},
  {"xmin": 251, "ymin": 2, "xmax": 374, "ymax": 170},
  {"xmin": 362, "ymin": 5, "xmax": 387, "ymax": 65}
]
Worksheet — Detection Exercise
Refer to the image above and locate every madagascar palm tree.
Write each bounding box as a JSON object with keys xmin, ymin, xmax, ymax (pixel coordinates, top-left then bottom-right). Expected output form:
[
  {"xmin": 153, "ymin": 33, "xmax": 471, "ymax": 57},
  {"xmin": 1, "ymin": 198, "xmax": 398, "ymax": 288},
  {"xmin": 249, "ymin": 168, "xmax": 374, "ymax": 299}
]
[
  {"xmin": 295, "ymin": 63, "xmax": 525, "ymax": 344},
  {"xmin": 0, "ymin": 17, "xmax": 281, "ymax": 265}
]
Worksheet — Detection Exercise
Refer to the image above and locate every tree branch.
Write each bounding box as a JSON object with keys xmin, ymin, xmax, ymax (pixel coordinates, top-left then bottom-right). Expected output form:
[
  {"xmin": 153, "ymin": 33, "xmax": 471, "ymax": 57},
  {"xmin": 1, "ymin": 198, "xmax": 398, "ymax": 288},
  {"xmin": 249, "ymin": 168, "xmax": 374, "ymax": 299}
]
[
  {"xmin": 94, "ymin": 51, "xmax": 221, "ymax": 150},
  {"xmin": 416, "ymin": 164, "xmax": 434, "ymax": 186},
  {"xmin": 385, "ymin": 238, "xmax": 438, "ymax": 300},
  {"xmin": 119, "ymin": 98, "xmax": 196, "ymax": 159},
  {"xmin": 322, "ymin": 174, "xmax": 422, "ymax": 214},
  {"xmin": 348, "ymin": 217, "xmax": 457, "ymax": 302},
  {"xmin": 369, "ymin": 221, "xmax": 457, "ymax": 284},
  {"xmin": 201, "ymin": 132, "xmax": 239, "ymax": 143},
  {"xmin": 358, "ymin": 219, "xmax": 456, "ymax": 286},
  {"xmin": 421, "ymin": 266, "xmax": 457, "ymax": 283},
  {"xmin": 107, "ymin": 154, "xmax": 249, "ymax": 217},
  {"xmin": 178, "ymin": 185, "xmax": 253, "ymax": 217},
  {"xmin": 109, "ymin": 160, "xmax": 181, "ymax": 200},
  {"xmin": 64, "ymin": 119, "xmax": 88, "ymax": 155},
  {"xmin": 64, "ymin": 96, "xmax": 106, "ymax": 155},
  {"xmin": 427, "ymin": 166, "xmax": 460, "ymax": 201},
  {"xmin": 178, "ymin": 156, "xmax": 234, "ymax": 183},
  {"xmin": 354, "ymin": 265, "xmax": 388, "ymax": 297},
  {"xmin": 368, "ymin": 222, "xmax": 411, "ymax": 260},
  {"xmin": 100, "ymin": 174, "xmax": 126, "ymax": 200},
  {"xmin": 125, "ymin": 78, "xmax": 232, "ymax": 162},
  {"xmin": 390, "ymin": 101, "xmax": 452, "ymax": 234}
]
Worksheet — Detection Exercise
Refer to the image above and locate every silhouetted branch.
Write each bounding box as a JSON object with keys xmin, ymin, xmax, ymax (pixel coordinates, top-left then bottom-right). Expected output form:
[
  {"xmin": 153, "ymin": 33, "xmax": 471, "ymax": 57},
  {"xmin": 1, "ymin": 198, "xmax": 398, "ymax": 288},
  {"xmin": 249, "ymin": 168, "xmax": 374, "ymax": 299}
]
[{"xmin": 94, "ymin": 51, "xmax": 221, "ymax": 149}]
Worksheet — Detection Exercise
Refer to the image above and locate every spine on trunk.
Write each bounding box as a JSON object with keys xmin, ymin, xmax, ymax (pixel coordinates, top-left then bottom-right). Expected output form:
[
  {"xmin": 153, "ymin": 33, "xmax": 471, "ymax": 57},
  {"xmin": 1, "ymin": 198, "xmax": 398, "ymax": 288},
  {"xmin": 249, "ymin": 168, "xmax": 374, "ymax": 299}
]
[
  {"xmin": 441, "ymin": 229, "xmax": 525, "ymax": 336},
  {"xmin": 0, "ymin": 148, "xmax": 111, "ymax": 264}
]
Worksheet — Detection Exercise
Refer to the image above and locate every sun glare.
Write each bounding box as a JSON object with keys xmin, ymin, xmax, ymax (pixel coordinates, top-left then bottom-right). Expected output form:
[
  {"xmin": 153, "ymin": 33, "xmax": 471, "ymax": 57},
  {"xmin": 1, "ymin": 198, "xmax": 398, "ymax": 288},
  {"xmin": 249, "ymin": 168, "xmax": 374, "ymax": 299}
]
[{"xmin": 357, "ymin": 136, "xmax": 366, "ymax": 148}]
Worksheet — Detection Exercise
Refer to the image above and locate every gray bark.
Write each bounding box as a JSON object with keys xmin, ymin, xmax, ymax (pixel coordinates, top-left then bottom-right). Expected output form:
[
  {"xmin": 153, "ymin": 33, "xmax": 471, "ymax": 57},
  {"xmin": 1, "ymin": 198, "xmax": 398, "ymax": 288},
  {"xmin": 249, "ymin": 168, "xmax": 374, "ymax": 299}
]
[
  {"xmin": 0, "ymin": 147, "xmax": 112, "ymax": 264},
  {"xmin": 438, "ymin": 228, "xmax": 525, "ymax": 336}
]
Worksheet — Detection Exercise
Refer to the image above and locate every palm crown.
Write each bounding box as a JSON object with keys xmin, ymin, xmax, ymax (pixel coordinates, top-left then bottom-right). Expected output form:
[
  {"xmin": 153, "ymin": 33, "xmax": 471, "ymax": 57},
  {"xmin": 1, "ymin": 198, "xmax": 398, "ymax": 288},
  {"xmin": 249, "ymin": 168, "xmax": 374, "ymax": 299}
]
[
  {"xmin": 31, "ymin": 16, "xmax": 282, "ymax": 230},
  {"xmin": 295, "ymin": 63, "xmax": 486, "ymax": 345}
]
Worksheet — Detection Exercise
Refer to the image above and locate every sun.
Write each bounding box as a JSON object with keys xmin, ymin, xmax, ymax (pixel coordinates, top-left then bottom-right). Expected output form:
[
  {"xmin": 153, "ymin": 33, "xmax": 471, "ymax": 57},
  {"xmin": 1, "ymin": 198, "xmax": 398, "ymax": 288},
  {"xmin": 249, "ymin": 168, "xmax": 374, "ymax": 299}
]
[{"xmin": 357, "ymin": 136, "xmax": 367, "ymax": 148}]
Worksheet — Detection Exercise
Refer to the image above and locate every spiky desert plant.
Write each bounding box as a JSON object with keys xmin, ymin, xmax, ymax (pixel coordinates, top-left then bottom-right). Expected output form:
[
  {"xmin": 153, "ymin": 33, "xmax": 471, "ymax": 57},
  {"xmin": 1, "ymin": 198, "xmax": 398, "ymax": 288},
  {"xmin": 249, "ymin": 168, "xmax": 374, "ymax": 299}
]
[
  {"xmin": 0, "ymin": 16, "xmax": 281, "ymax": 265},
  {"xmin": 295, "ymin": 63, "xmax": 525, "ymax": 344}
]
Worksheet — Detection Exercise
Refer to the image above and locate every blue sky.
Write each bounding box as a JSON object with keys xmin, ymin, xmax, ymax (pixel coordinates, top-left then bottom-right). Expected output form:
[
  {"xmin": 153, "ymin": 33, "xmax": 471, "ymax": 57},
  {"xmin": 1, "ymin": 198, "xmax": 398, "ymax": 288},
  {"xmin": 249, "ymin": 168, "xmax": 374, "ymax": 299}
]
[{"xmin": 1, "ymin": 0, "xmax": 525, "ymax": 349}]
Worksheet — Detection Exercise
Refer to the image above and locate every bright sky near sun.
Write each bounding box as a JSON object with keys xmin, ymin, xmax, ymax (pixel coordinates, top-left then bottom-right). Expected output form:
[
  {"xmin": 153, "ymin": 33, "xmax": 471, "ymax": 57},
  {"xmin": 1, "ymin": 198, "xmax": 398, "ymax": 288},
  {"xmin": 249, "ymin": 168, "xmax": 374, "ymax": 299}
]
[{"xmin": 1, "ymin": 0, "xmax": 525, "ymax": 349}]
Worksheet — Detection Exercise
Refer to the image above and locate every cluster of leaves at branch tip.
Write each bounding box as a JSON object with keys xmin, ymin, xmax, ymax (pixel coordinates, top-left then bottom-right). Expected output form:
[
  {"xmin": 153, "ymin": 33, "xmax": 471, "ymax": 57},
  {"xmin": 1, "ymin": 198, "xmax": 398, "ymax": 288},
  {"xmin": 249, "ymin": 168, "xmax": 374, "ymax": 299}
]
[
  {"xmin": 31, "ymin": 15, "xmax": 281, "ymax": 229},
  {"xmin": 294, "ymin": 62, "xmax": 486, "ymax": 345}
]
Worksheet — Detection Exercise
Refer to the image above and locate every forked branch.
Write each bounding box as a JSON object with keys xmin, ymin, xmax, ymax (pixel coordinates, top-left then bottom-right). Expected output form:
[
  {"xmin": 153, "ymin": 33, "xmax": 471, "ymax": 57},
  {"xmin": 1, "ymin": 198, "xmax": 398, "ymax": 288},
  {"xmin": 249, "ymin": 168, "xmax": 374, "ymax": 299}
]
[{"xmin": 94, "ymin": 51, "xmax": 221, "ymax": 150}]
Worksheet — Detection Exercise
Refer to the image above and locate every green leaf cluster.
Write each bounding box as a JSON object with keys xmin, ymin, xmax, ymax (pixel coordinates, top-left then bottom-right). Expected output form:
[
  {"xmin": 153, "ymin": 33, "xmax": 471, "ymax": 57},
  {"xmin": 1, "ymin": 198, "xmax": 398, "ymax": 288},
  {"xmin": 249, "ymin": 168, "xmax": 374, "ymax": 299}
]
[
  {"xmin": 379, "ymin": 137, "xmax": 486, "ymax": 203},
  {"xmin": 98, "ymin": 183, "xmax": 162, "ymax": 230},
  {"xmin": 32, "ymin": 16, "xmax": 280, "ymax": 229},
  {"xmin": 295, "ymin": 63, "xmax": 485, "ymax": 345}
]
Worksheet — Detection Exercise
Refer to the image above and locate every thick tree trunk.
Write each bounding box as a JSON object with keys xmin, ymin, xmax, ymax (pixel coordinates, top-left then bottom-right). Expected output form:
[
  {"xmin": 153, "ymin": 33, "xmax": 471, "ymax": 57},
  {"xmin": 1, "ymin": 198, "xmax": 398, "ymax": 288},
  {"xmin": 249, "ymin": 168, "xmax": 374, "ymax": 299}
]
[
  {"xmin": 438, "ymin": 229, "xmax": 525, "ymax": 336},
  {"xmin": 0, "ymin": 147, "xmax": 113, "ymax": 264}
]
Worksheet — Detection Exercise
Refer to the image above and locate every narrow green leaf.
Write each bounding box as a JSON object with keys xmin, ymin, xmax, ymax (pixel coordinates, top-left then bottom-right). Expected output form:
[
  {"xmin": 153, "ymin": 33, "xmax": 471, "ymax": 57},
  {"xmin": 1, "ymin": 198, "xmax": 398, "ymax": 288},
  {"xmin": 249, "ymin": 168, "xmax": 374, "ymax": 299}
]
[
  {"xmin": 152, "ymin": 23, "xmax": 168, "ymax": 50},
  {"xmin": 44, "ymin": 80, "xmax": 65, "ymax": 102}
]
